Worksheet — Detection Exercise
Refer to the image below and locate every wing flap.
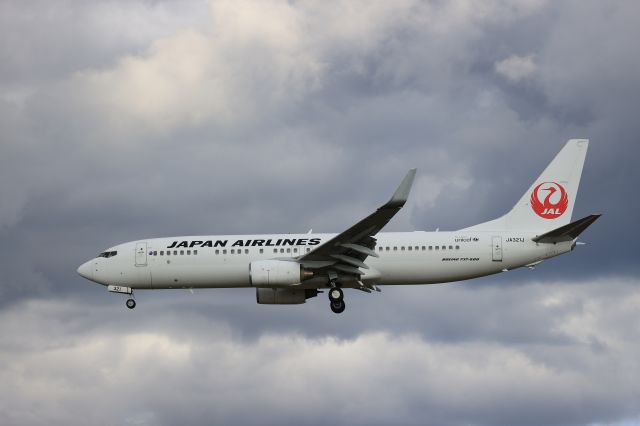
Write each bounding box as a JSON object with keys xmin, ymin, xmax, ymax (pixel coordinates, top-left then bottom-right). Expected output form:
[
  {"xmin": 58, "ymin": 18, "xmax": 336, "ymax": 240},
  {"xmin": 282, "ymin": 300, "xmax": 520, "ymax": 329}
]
[
  {"xmin": 340, "ymin": 243, "xmax": 379, "ymax": 258},
  {"xmin": 331, "ymin": 254, "xmax": 370, "ymax": 269},
  {"xmin": 333, "ymin": 264, "xmax": 364, "ymax": 276}
]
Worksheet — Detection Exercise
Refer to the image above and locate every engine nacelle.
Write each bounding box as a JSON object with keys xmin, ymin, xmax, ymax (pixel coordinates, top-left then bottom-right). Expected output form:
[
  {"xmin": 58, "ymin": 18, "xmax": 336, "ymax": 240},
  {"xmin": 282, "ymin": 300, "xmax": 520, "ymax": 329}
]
[
  {"xmin": 249, "ymin": 260, "xmax": 307, "ymax": 287},
  {"xmin": 256, "ymin": 288, "xmax": 319, "ymax": 304}
]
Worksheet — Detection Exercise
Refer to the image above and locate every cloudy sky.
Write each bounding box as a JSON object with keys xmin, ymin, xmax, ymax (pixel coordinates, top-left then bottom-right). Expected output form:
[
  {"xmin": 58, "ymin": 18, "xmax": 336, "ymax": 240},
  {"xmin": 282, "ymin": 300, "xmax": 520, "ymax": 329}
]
[{"xmin": 1, "ymin": 0, "xmax": 639, "ymax": 425}]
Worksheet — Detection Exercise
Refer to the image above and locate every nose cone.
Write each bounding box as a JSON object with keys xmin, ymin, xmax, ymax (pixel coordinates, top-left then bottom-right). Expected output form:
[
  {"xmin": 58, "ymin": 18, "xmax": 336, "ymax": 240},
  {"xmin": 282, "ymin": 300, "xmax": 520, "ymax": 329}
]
[{"xmin": 77, "ymin": 261, "xmax": 93, "ymax": 280}]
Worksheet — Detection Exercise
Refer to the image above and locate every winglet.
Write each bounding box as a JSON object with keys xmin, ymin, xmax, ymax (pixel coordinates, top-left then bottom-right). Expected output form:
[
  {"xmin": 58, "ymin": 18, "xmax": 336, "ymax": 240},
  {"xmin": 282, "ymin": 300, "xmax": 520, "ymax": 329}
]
[{"xmin": 385, "ymin": 169, "xmax": 417, "ymax": 208}]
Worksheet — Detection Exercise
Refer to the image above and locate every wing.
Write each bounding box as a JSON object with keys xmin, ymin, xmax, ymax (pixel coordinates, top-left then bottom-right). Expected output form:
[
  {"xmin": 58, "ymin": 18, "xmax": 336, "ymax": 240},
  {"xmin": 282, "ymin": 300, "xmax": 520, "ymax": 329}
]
[{"xmin": 298, "ymin": 169, "xmax": 416, "ymax": 289}]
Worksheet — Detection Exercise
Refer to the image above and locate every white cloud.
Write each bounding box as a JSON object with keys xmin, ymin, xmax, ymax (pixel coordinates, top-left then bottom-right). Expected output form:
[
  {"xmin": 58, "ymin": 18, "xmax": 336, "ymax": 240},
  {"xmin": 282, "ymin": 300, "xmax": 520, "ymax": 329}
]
[
  {"xmin": 74, "ymin": 0, "xmax": 328, "ymax": 136},
  {"xmin": 495, "ymin": 54, "xmax": 537, "ymax": 82},
  {"xmin": 1, "ymin": 277, "xmax": 640, "ymax": 425},
  {"xmin": 413, "ymin": 173, "xmax": 472, "ymax": 211},
  {"xmin": 68, "ymin": 0, "xmax": 553, "ymax": 137}
]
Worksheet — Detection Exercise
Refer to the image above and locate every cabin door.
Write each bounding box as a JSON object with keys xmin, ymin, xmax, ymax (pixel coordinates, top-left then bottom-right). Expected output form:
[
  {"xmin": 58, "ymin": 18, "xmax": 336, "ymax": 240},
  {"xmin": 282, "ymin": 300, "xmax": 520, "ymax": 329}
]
[
  {"xmin": 135, "ymin": 242, "xmax": 148, "ymax": 266},
  {"xmin": 492, "ymin": 236, "xmax": 503, "ymax": 262}
]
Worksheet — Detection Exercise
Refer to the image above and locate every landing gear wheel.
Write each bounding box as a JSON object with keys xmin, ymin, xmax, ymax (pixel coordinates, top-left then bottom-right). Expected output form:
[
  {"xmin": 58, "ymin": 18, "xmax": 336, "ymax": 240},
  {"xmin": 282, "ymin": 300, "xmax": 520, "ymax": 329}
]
[
  {"xmin": 126, "ymin": 298, "xmax": 136, "ymax": 309},
  {"xmin": 328, "ymin": 287, "xmax": 344, "ymax": 302},
  {"xmin": 330, "ymin": 300, "xmax": 346, "ymax": 314}
]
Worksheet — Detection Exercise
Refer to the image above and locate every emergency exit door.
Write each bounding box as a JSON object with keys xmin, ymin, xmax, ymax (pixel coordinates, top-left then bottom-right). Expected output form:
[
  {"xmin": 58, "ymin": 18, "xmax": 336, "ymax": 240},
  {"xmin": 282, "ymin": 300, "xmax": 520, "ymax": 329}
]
[
  {"xmin": 492, "ymin": 236, "xmax": 503, "ymax": 261},
  {"xmin": 135, "ymin": 242, "xmax": 148, "ymax": 266}
]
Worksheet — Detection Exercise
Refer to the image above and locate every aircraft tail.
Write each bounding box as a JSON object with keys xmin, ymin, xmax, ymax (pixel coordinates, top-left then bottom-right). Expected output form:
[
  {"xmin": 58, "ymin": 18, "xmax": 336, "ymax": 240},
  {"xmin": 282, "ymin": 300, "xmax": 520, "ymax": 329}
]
[{"xmin": 462, "ymin": 139, "xmax": 589, "ymax": 232}]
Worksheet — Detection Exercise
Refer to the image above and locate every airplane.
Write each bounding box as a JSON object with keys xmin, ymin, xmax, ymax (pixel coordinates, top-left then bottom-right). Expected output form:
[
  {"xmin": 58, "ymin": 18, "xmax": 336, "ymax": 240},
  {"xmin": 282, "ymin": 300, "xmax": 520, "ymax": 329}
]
[{"xmin": 77, "ymin": 139, "xmax": 600, "ymax": 314}]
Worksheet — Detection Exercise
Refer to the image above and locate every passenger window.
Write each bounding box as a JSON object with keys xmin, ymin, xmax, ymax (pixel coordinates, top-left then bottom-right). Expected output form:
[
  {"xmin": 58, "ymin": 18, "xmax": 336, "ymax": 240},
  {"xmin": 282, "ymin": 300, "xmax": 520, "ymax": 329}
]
[
  {"xmin": 286, "ymin": 248, "xmax": 291, "ymax": 253},
  {"xmin": 223, "ymin": 250, "xmax": 227, "ymax": 254},
  {"xmin": 245, "ymin": 249, "xmax": 249, "ymax": 254},
  {"xmin": 435, "ymin": 246, "xmax": 439, "ymax": 250},
  {"xmin": 429, "ymin": 246, "xmax": 433, "ymax": 250},
  {"xmin": 259, "ymin": 249, "xmax": 264, "ymax": 254},
  {"xmin": 230, "ymin": 249, "xmax": 235, "ymax": 254},
  {"xmin": 194, "ymin": 250, "xmax": 198, "ymax": 255},
  {"xmin": 274, "ymin": 249, "xmax": 278, "ymax": 253},
  {"xmin": 449, "ymin": 246, "xmax": 453, "ymax": 250},
  {"xmin": 293, "ymin": 248, "xmax": 298, "ymax": 253},
  {"xmin": 215, "ymin": 250, "xmax": 219, "ymax": 255},
  {"xmin": 393, "ymin": 247, "xmax": 397, "ymax": 251},
  {"xmin": 306, "ymin": 248, "xmax": 310, "ymax": 252},
  {"xmin": 160, "ymin": 251, "xmax": 164, "ymax": 256},
  {"xmin": 408, "ymin": 246, "xmax": 412, "ymax": 251},
  {"xmin": 401, "ymin": 247, "xmax": 405, "ymax": 251},
  {"xmin": 187, "ymin": 250, "xmax": 191, "ymax": 255},
  {"xmin": 386, "ymin": 247, "xmax": 390, "ymax": 251},
  {"xmin": 441, "ymin": 246, "xmax": 446, "ymax": 250},
  {"xmin": 173, "ymin": 250, "xmax": 177, "ymax": 255},
  {"xmin": 180, "ymin": 250, "xmax": 184, "ymax": 255},
  {"xmin": 415, "ymin": 246, "xmax": 419, "ymax": 251},
  {"xmin": 455, "ymin": 245, "xmax": 460, "ymax": 250},
  {"xmin": 280, "ymin": 248, "xmax": 285, "ymax": 253}
]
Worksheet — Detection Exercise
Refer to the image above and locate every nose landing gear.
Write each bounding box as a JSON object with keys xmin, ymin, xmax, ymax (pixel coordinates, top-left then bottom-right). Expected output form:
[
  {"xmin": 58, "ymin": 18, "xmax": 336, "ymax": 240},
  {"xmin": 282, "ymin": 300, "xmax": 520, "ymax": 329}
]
[{"xmin": 107, "ymin": 285, "xmax": 136, "ymax": 310}]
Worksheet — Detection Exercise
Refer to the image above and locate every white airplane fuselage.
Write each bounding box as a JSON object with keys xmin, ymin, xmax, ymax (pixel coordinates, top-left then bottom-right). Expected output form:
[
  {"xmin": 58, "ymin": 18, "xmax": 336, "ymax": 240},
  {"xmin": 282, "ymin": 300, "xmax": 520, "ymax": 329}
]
[{"xmin": 79, "ymin": 231, "xmax": 572, "ymax": 290}]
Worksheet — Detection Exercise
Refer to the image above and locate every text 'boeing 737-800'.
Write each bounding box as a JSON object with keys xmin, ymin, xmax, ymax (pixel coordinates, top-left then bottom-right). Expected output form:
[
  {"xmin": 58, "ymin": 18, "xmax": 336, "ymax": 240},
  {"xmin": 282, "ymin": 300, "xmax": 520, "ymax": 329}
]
[{"xmin": 78, "ymin": 139, "xmax": 600, "ymax": 314}]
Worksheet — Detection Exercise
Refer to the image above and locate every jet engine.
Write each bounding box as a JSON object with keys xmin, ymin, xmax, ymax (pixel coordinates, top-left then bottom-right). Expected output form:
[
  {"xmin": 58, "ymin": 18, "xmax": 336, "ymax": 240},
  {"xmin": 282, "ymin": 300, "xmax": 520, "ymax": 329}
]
[
  {"xmin": 249, "ymin": 260, "xmax": 311, "ymax": 287},
  {"xmin": 256, "ymin": 288, "xmax": 319, "ymax": 304}
]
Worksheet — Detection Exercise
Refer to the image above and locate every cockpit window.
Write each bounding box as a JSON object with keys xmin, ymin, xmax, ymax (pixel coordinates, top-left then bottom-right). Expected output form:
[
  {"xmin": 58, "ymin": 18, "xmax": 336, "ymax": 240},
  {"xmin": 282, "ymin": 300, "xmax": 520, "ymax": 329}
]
[{"xmin": 98, "ymin": 251, "xmax": 118, "ymax": 258}]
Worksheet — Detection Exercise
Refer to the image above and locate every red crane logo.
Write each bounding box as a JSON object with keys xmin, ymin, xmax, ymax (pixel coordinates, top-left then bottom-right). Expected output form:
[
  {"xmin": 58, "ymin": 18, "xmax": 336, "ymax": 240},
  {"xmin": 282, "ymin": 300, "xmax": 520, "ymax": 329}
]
[{"xmin": 530, "ymin": 182, "xmax": 569, "ymax": 219}]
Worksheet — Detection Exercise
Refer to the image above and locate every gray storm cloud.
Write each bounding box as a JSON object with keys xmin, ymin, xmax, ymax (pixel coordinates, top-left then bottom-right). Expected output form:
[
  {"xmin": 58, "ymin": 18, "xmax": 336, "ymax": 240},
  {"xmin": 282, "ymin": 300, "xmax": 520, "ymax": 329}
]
[{"xmin": 1, "ymin": 0, "xmax": 639, "ymax": 425}]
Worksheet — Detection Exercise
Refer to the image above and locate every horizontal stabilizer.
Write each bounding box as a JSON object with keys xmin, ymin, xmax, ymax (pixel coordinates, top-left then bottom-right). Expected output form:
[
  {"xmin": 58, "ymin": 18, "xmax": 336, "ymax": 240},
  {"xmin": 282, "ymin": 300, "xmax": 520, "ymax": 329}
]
[{"xmin": 532, "ymin": 214, "xmax": 601, "ymax": 243}]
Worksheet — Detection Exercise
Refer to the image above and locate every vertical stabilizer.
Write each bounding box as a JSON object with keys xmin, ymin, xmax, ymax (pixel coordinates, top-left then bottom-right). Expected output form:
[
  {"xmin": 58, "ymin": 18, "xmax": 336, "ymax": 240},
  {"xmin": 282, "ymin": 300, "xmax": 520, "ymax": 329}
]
[{"xmin": 461, "ymin": 139, "xmax": 589, "ymax": 232}]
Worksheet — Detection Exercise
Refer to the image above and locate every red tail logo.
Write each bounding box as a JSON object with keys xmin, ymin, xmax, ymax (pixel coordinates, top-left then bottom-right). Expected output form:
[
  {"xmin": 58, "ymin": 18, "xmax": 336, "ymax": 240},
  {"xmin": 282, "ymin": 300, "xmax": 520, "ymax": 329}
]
[{"xmin": 531, "ymin": 182, "xmax": 568, "ymax": 219}]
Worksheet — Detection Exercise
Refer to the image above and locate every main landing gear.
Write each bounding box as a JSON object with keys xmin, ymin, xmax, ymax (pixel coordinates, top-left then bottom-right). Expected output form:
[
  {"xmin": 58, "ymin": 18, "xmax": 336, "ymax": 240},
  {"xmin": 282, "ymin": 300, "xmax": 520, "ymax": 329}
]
[{"xmin": 328, "ymin": 286, "xmax": 345, "ymax": 314}]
